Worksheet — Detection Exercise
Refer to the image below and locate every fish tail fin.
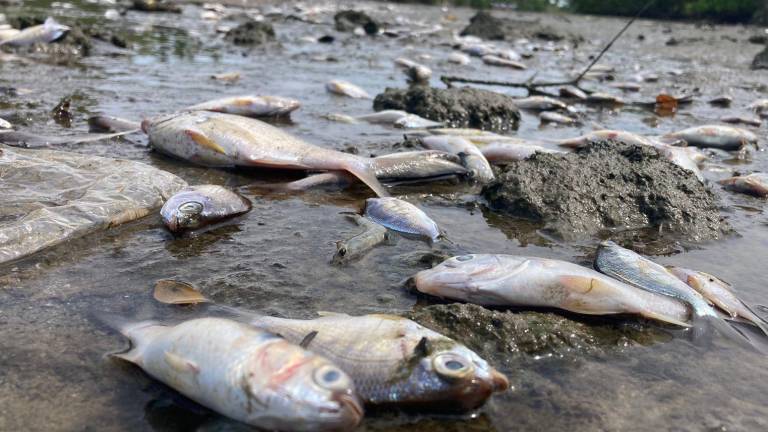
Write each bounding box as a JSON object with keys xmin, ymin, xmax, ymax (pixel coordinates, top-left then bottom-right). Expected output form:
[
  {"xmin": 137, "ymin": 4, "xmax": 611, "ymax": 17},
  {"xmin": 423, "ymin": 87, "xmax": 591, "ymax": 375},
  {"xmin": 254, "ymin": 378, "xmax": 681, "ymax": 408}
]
[
  {"xmin": 343, "ymin": 158, "xmax": 390, "ymax": 197},
  {"xmin": 740, "ymin": 303, "xmax": 768, "ymax": 338},
  {"xmin": 92, "ymin": 312, "xmax": 162, "ymax": 364},
  {"xmin": 688, "ymin": 307, "xmax": 759, "ymax": 351}
]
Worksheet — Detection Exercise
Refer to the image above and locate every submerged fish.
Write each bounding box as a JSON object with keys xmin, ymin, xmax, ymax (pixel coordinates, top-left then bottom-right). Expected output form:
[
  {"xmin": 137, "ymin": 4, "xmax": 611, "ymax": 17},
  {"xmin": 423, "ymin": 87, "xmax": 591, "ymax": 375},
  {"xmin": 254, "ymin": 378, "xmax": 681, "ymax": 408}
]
[
  {"xmin": 481, "ymin": 55, "xmax": 526, "ymax": 70},
  {"xmin": 718, "ymin": 172, "xmax": 768, "ymax": 197},
  {"xmin": 662, "ymin": 125, "xmax": 757, "ymax": 150},
  {"xmin": 481, "ymin": 141, "xmax": 563, "ymax": 163},
  {"xmin": 113, "ymin": 317, "xmax": 362, "ymax": 431},
  {"xmin": 365, "ymin": 197, "xmax": 440, "ymax": 241},
  {"xmin": 0, "ymin": 17, "xmax": 70, "ymax": 47},
  {"xmin": 187, "ymin": 95, "xmax": 301, "ymax": 117},
  {"xmin": 333, "ymin": 215, "xmax": 390, "ymax": 264},
  {"xmin": 557, "ymin": 130, "xmax": 659, "ymax": 149},
  {"xmin": 420, "ymin": 135, "xmax": 495, "ymax": 183},
  {"xmin": 513, "ymin": 96, "xmax": 568, "ymax": 111},
  {"xmin": 249, "ymin": 312, "xmax": 508, "ymax": 410},
  {"xmin": 88, "ymin": 115, "xmax": 141, "ymax": 133},
  {"xmin": 143, "ymin": 111, "xmax": 389, "ymax": 197},
  {"xmin": 668, "ymin": 266, "xmax": 768, "ymax": 335},
  {"xmin": 414, "ymin": 254, "xmax": 690, "ymax": 326},
  {"xmin": 160, "ymin": 185, "xmax": 251, "ymax": 233},
  {"xmin": 326, "ymin": 80, "xmax": 372, "ymax": 99}
]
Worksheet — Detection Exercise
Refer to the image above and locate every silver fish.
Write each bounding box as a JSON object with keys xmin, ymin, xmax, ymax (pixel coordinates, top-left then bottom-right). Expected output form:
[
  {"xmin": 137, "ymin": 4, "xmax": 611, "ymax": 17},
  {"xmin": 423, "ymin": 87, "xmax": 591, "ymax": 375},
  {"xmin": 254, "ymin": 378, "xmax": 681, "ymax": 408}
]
[
  {"xmin": 414, "ymin": 254, "xmax": 690, "ymax": 326},
  {"xmin": 187, "ymin": 95, "xmax": 301, "ymax": 117},
  {"xmin": 160, "ymin": 185, "xmax": 251, "ymax": 233},
  {"xmin": 557, "ymin": 130, "xmax": 660, "ymax": 149},
  {"xmin": 481, "ymin": 55, "xmax": 527, "ymax": 70},
  {"xmin": 354, "ymin": 110, "xmax": 409, "ymax": 124},
  {"xmin": 513, "ymin": 96, "xmax": 568, "ymax": 111},
  {"xmin": 394, "ymin": 114, "xmax": 442, "ymax": 129},
  {"xmin": 365, "ymin": 197, "xmax": 440, "ymax": 241},
  {"xmin": 0, "ymin": 17, "xmax": 70, "ymax": 47},
  {"xmin": 461, "ymin": 43, "xmax": 495, "ymax": 57},
  {"xmin": 559, "ymin": 86, "xmax": 588, "ymax": 100},
  {"xmin": 0, "ymin": 27, "xmax": 20, "ymax": 42},
  {"xmin": 720, "ymin": 116, "xmax": 762, "ymax": 127},
  {"xmin": 113, "ymin": 317, "xmax": 362, "ymax": 431},
  {"xmin": 747, "ymin": 98, "xmax": 768, "ymax": 116},
  {"xmin": 210, "ymin": 72, "xmax": 241, "ymax": 83},
  {"xmin": 143, "ymin": 111, "xmax": 389, "ymax": 197},
  {"xmin": 248, "ymin": 312, "xmax": 509, "ymax": 410},
  {"xmin": 394, "ymin": 58, "xmax": 432, "ymax": 82},
  {"xmin": 650, "ymin": 143, "xmax": 704, "ymax": 181},
  {"xmin": 718, "ymin": 173, "xmax": 768, "ymax": 197},
  {"xmin": 662, "ymin": 125, "xmax": 757, "ymax": 150},
  {"xmin": 586, "ymin": 92, "xmax": 625, "ymax": 104},
  {"xmin": 0, "ymin": 129, "xmax": 136, "ymax": 148},
  {"xmin": 447, "ymin": 52, "xmax": 470, "ymax": 65},
  {"xmin": 326, "ymin": 80, "xmax": 372, "ymax": 99},
  {"xmin": 539, "ymin": 111, "xmax": 577, "ymax": 125},
  {"xmin": 0, "ymin": 117, "xmax": 10, "ymax": 129},
  {"xmin": 420, "ymin": 135, "xmax": 495, "ymax": 183},
  {"xmin": 88, "ymin": 115, "xmax": 141, "ymax": 133},
  {"xmin": 481, "ymin": 141, "xmax": 563, "ymax": 163}
]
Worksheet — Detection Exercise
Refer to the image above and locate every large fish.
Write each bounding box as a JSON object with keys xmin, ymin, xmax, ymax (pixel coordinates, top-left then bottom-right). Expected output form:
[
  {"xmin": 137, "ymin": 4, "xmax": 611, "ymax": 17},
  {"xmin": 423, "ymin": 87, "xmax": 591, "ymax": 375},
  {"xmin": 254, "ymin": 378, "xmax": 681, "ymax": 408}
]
[
  {"xmin": 0, "ymin": 17, "xmax": 70, "ymax": 47},
  {"xmin": 113, "ymin": 317, "xmax": 362, "ymax": 431},
  {"xmin": 414, "ymin": 254, "xmax": 691, "ymax": 326},
  {"xmin": 718, "ymin": 173, "xmax": 768, "ymax": 197},
  {"xmin": 143, "ymin": 111, "xmax": 389, "ymax": 197},
  {"xmin": 364, "ymin": 197, "xmax": 440, "ymax": 241},
  {"xmin": 187, "ymin": 95, "xmax": 301, "ymax": 117},
  {"xmin": 661, "ymin": 125, "xmax": 757, "ymax": 150},
  {"xmin": 419, "ymin": 135, "xmax": 495, "ymax": 183},
  {"xmin": 248, "ymin": 312, "xmax": 509, "ymax": 410},
  {"xmin": 161, "ymin": 185, "xmax": 252, "ymax": 233}
]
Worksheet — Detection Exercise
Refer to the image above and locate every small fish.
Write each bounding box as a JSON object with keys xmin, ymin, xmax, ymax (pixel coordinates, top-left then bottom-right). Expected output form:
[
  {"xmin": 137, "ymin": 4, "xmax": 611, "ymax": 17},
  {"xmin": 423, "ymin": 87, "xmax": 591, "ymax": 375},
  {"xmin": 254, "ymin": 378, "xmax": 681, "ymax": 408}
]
[
  {"xmin": 160, "ymin": 185, "xmax": 251, "ymax": 233},
  {"xmin": 559, "ymin": 86, "xmax": 588, "ymax": 100},
  {"xmin": 394, "ymin": 58, "xmax": 432, "ymax": 83},
  {"xmin": 0, "ymin": 17, "xmax": 70, "ymax": 47},
  {"xmin": 88, "ymin": 115, "xmax": 141, "ymax": 133},
  {"xmin": 210, "ymin": 72, "xmax": 241, "ymax": 83},
  {"xmin": 481, "ymin": 55, "xmax": 527, "ymax": 70},
  {"xmin": 461, "ymin": 43, "xmax": 495, "ymax": 57},
  {"xmin": 662, "ymin": 125, "xmax": 757, "ymax": 150},
  {"xmin": 364, "ymin": 197, "xmax": 440, "ymax": 241},
  {"xmin": 557, "ymin": 130, "xmax": 658, "ymax": 149},
  {"xmin": 668, "ymin": 266, "xmax": 768, "ymax": 335},
  {"xmin": 718, "ymin": 173, "xmax": 768, "ymax": 197},
  {"xmin": 709, "ymin": 95, "xmax": 733, "ymax": 107},
  {"xmin": 333, "ymin": 214, "xmax": 390, "ymax": 264},
  {"xmin": 419, "ymin": 135, "xmax": 495, "ymax": 183},
  {"xmin": 447, "ymin": 52, "xmax": 470, "ymax": 65},
  {"xmin": 586, "ymin": 92, "xmax": 625, "ymax": 104},
  {"xmin": 609, "ymin": 82, "xmax": 642, "ymax": 92},
  {"xmin": 481, "ymin": 141, "xmax": 563, "ymax": 163},
  {"xmin": 539, "ymin": 111, "xmax": 577, "ymax": 125},
  {"xmin": 495, "ymin": 49, "xmax": 522, "ymax": 61},
  {"xmin": 0, "ymin": 117, "xmax": 10, "ymax": 129},
  {"xmin": 113, "ymin": 317, "xmax": 362, "ymax": 431},
  {"xmin": 0, "ymin": 27, "xmax": 20, "ymax": 42},
  {"xmin": 145, "ymin": 112, "xmax": 389, "ymax": 196},
  {"xmin": 720, "ymin": 115, "xmax": 762, "ymax": 127},
  {"xmin": 394, "ymin": 114, "xmax": 442, "ymax": 129},
  {"xmin": 513, "ymin": 96, "xmax": 568, "ymax": 111},
  {"xmin": 187, "ymin": 95, "xmax": 301, "ymax": 117},
  {"xmin": 326, "ymin": 80, "xmax": 372, "ymax": 99},
  {"xmin": 414, "ymin": 254, "xmax": 691, "ymax": 326}
]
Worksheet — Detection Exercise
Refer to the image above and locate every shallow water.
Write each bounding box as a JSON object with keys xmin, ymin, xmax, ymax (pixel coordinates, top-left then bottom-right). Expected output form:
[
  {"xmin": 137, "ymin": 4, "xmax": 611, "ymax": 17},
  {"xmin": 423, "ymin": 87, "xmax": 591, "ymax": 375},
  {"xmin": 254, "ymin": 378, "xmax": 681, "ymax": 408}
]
[{"xmin": 1, "ymin": 1, "xmax": 768, "ymax": 431}]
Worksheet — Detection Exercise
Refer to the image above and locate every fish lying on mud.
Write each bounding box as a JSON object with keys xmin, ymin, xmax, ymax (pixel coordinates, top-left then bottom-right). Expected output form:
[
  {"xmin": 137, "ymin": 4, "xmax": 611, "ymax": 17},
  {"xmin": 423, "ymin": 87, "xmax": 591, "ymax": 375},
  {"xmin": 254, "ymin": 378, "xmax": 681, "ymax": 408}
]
[
  {"xmin": 326, "ymin": 80, "xmax": 372, "ymax": 99},
  {"xmin": 668, "ymin": 267, "xmax": 768, "ymax": 335},
  {"xmin": 394, "ymin": 114, "xmax": 442, "ymax": 129},
  {"xmin": 419, "ymin": 135, "xmax": 495, "ymax": 183},
  {"xmin": 0, "ymin": 117, "xmax": 10, "ymax": 129},
  {"xmin": 143, "ymin": 111, "xmax": 389, "ymax": 197},
  {"xmin": 364, "ymin": 197, "xmax": 440, "ymax": 241},
  {"xmin": 88, "ymin": 115, "xmax": 142, "ymax": 133},
  {"xmin": 718, "ymin": 172, "xmax": 768, "ymax": 197},
  {"xmin": 662, "ymin": 125, "xmax": 758, "ymax": 150},
  {"xmin": 447, "ymin": 52, "xmax": 470, "ymax": 65},
  {"xmin": 112, "ymin": 317, "xmax": 362, "ymax": 431},
  {"xmin": 586, "ymin": 92, "xmax": 625, "ymax": 104},
  {"xmin": 539, "ymin": 111, "xmax": 577, "ymax": 125},
  {"xmin": 559, "ymin": 86, "xmax": 588, "ymax": 100},
  {"xmin": 0, "ymin": 17, "xmax": 70, "ymax": 47},
  {"xmin": 161, "ymin": 185, "xmax": 252, "ymax": 233},
  {"xmin": 480, "ymin": 141, "xmax": 563, "ymax": 163},
  {"xmin": 394, "ymin": 58, "xmax": 432, "ymax": 83},
  {"xmin": 414, "ymin": 254, "xmax": 691, "ymax": 326},
  {"xmin": 513, "ymin": 96, "xmax": 568, "ymax": 111},
  {"xmin": 187, "ymin": 95, "xmax": 301, "ymax": 117},
  {"xmin": 747, "ymin": 99, "xmax": 768, "ymax": 117},
  {"xmin": 481, "ymin": 55, "xmax": 526, "ymax": 70}
]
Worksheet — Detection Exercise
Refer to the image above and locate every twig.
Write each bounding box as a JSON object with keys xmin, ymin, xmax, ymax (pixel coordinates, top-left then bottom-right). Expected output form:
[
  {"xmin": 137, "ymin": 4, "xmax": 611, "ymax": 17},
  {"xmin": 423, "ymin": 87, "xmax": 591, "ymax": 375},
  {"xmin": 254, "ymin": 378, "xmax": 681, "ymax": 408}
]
[{"xmin": 441, "ymin": 0, "xmax": 656, "ymax": 94}]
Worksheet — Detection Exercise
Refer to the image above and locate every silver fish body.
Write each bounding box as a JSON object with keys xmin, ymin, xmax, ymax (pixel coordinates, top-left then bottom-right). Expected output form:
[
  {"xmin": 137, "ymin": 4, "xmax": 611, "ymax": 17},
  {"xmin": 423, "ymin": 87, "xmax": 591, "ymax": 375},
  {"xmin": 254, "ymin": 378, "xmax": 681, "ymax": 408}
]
[
  {"xmin": 114, "ymin": 317, "xmax": 362, "ymax": 431},
  {"xmin": 160, "ymin": 185, "xmax": 251, "ymax": 233},
  {"xmin": 559, "ymin": 86, "xmax": 588, "ymax": 100},
  {"xmin": 557, "ymin": 130, "xmax": 659, "ymax": 149},
  {"xmin": 481, "ymin": 141, "xmax": 563, "ymax": 163},
  {"xmin": 187, "ymin": 95, "xmax": 301, "ymax": 117},
  {"xmin": 248, "ymin": 312, "xmax": 509, "ymax": 410},
  {"xmin": 586, "ymin": 92, "xmax": 625, "ymax": 104},
  {"xmin": 513, "ymin": 96, "xmax": 568, "ymax": 111},
  {"xmin": 365, "ymin": 197, "xmax": 440, "ymax": 241},
  {"xmin": 326, "ymin": 80, "xmax": 371, "ymax": 99},
  {"xmin": 718, "ymin": 173, "xmax": 768, "ymax": 197},
  {"xmin": 0, "ymin": 117, "xmax": 10, "ymax": 129},
  {"xmin": 420, "ymin": 135, "xmax": 494, "ymax": 183},
  {"xmin": 355, "ymin": 110, "xmax": 409, "ymax": 124},
  {"xmin": 0, "ymin": 17, "xmax": 70, "ymax": 47},
  {"xmin": 394, "ymin": 58, "xmax": 432, "ymax": 82},
  {"xmin": 662, "ymin": 125, "xmax": 757, "ymax": 150},
  {"xmin": 414, "ymin": 254, "xmax": 690, "ymax": 326},
  {"xmin": 447, "ymin": 52, "xmax": 471, "ymax": 65},
  {"xmin": 88, "ymin": 115, "xmax": 141, "ymax": 133},
  {"xmin": 481, "ymin": 55, "xmax": 527, "ymax": 70},
  {"xmin": 539, "ymin": 111, "xmax": 576, "ymax": 124},
  {"xmin": 394, "ymin": 114, "xmax": 442, "ymax": 129}
]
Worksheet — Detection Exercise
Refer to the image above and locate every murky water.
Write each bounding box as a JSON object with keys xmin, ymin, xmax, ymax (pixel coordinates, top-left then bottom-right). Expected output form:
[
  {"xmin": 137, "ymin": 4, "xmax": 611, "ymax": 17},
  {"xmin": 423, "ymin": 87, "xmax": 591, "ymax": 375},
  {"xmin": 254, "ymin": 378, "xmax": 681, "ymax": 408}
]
[{"xmin": 2, "ymin": 1, "xmax": 768, "ymax": 431}]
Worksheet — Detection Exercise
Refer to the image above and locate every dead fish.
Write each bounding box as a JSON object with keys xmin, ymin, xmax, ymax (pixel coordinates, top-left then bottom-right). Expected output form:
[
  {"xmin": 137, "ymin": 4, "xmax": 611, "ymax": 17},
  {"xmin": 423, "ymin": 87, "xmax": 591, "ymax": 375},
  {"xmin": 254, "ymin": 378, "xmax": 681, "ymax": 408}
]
[
  {"xmin": 0, "ymin": 129, "xmax": 136, "ymax": 148},
  {"xmin": 709, "ymin": 95, "xmax": 733, "ymax": 107},
  {"xmin": 354, "ymin": 110, "xmax": 409, "ymax": 124},
  {"xmin": 0, "ymin": 117, "xmax": 10, "ymax": 129},
  {"xmin": 394, "ymin": 58, "xmax": 432, "ymax": 83},
  {"xmin": 210, "ymin": 72, "xmax": 241, "ymax": 83},
  {"xmin": 364, "ymin": 197, "xmax": 440, "ymax": 241},
  {"xmin": 720, "ymin": 115, "xmax": 762, "ymax": 127},
  {"xmin": 326, "ymin": 80, "xmax": 372, "ymax": 99},
  {"xmin": 539, "ymin": 111, "xmax": 577, "ymax": 125},
  {"xmin": 650, "ymin": 143, "xmax": 704, "ymax": 181},
  {"xmin": 160, "ymin": 185, "xmax": 251, "ymax": 233},
  {"xmin": 609, "ymin": 82, "xmax": 642, "ymax": 92},
  {"xmin": 481, "ymin": 141, "xmax": 563, "ymax": 163},
  {"xmin": 586, "ymin": 92, "xmax": 625, "ymax": 104},
  {"xmin": 461, "ymin": 43, "xmax": 495, "ymax": 57},
  {"xmin": 447, "ymin": 52, "xmax": 470, "ymax": 65},
  {"xmin": 113, "ymin": 317, "xmax": 362, "ymax": 431},
  {"xmin": 513, "ymin": 96, "xmax": 568, "ymax": 111},
  {"xmin": 249, "ymin": 312, "xmax": 508, "ymax": 410},
  {"xmin": 559, "ymin": 86, "xmax": 588, "ymax": 100},
  {"xmin": 333, "ymin": 214, "xmax": 390, "ymax": 264},
  {"xmin": 496, "ymin": 49, "xmax": 522, "ymax": 61},
  {"xmin": 747, "ymin": 99, "xmax": 768, "ymax": 117},
  {"xmin": 88, "ymin": 115, "xmax": 141, "ymax": 133},
  {"xmin": 481, "ymin": 55, "xmax": 526, "ymax": 70},
  {"xmin": 668, "ymin": 266, "xmax": 768, "ymax": 335},
  {"xmin": 0, "ymin": 27, "xmax": 20, "ymax": 42},
  {"xmin": 557, "ymin": 130, "xmax": 658, "ymax": 149},
  {"xmin": 0, "ymin": 17, "xmax": 70, "ymax": 47},
  {"xmin": 394, "ymin": 114, "xmax": 442, "ymax": 129},
  {"xmin": 414, "ymin": 254, "xmax": 691, "ymax": 327},
  {"xmin": 718, "ymin": 172, "xmax": 768, "ymax": 197},
  {"xmin": 143, "ymin": 111, "xmax": 389, "ymax": 197},
  {"xmin": 662, "ymin": 125, "xmax": 757, "ymax": 150},
  {"xmin": 420, "ymin": 135, "xmax": 495, "ymax": 183},
  {"xmin": 187, "ymin": 95, "xmax": 301, "ymax": 118}
]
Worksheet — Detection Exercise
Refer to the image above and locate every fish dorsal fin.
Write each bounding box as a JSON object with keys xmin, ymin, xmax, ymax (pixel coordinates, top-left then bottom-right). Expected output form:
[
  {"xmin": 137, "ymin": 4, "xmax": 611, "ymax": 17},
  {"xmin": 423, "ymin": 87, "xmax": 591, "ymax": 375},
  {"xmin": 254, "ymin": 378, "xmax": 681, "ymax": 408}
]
[
  {"xmin": 164, "ymin": 351, "xmax": 200, "ymax": 375},
  {"xmin": 299, "ymin": 331, "xmax": 318, "ymax": 349},
  {"xmin": 317, "ymin": 311, "xmax": 347, "ymax": 317}
]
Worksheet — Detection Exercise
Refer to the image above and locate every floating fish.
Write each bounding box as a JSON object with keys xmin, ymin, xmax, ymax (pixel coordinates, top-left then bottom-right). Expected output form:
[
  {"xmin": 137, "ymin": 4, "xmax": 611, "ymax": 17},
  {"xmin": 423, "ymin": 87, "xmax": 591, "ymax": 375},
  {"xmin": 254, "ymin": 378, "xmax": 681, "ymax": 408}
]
[
  {"xmin": 0, "ymin": 17, "xmax": 70, "ymax": 47},
  {"xmin": 414, "ymin": 254, "xmax": 691, "ymax": 326},
  {"xmin": 326, "ymin": 80, "xmax": 372, "ymax": 99},
  {"xmin": 113, "ymin": 317, "xmax": 362, "ymax": 431},
  {"xmin": 187, "ymin": 95, "xmax": 301, "ymax": 117},
  {"xmin": 720, "ymin": 115, "xmax": 761, "ymax": 127},
  {"xmin": 447, "ymin": 52, "xmax": 470, "ymax": 65},
  {"xmin": 481, "ymin": 55, "xmax": 526, "ymax": 70},
  {"xmin": 668, "ymin": 266, "xmax": 768, "ymax": 335},
  {"xmin": 718, "ymin": 172, "xmax": 768, "ymax": 197},
  {"xmin": 481, "ymin": 141, "xmax": 563, "ymax": 163},
  {"xmin": 143, "ymin": 111, "xmax": 389, "ymax": 197},
  {"xmin": 557, "ymin": 130, "xmax": 659, "ymax": 149},
  {"xmin": 160, "ymin": 185, "xmax": 251, "ymax": 233},
  {"xmin": 394, "ymin": 58, "xmax": 432, "ymax": 83},
  {"xmin": 88, "ymin": 115, "xmax": 141, "ymax": 133},
  {"xmin": 364, "ymin": 197, "xmax": 440, "ymax": 241},
  {"xmin": 419, "ymin": 135, "xmax": 495, "ymax": 183},
  {"xmin": 513, "ymin": 96, "xmax": 568, "ymax": 111},
  {"xmin": 662, "ymin": 125, "xmax": 757, "ymax": 150},
  {"xmin": 539, "ymin": 111, "xmax": 577, "ymax": 125}
]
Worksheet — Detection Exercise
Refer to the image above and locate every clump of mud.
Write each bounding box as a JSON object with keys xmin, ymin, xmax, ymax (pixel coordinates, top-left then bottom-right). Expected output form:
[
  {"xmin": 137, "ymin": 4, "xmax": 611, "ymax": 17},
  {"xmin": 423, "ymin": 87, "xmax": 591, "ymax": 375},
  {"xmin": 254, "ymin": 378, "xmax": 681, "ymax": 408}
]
[
  {"xmin": 334, "ymin": 10, "xmax": 379, "ymax": 35},
  {"xmin": 406, "ymin": 303, "xmax": 671, "ymax": 360},
  {"xmin": 130, "ymin": 0, "xmax": 181, "ymax": 13},
  {"xmin": 373, "ymin": 87, "xmax": 520, "ymax": 132},
  {"xmin": 482, "ymin": 141, "xmax": 729, "ymax": 241},
  {"xmin": 460, "ymin": 11, "xmax": 572, "ymax": 42},
  {"xmin": 225, "ymin": 20, "xmax": 275, "ymax": 46},
  {"xmin": 460, "ymin": 11, "xmax": 506, "ymax": 40}
]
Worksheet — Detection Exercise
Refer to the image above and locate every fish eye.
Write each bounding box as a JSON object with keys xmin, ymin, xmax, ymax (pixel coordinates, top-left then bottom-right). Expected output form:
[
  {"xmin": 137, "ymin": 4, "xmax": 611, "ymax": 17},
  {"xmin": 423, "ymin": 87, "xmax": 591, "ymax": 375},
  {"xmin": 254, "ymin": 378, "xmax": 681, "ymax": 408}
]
[
  {"xmin": 313, "ymin": 365, "xmax": 350, "ymax": 391},
  {"xmin": 433, "ymin": 353, "xmax": 474, "ymax": 380},
  {"xmin": 178, "ymin": 201, "xmax": 203, "ymax": 215},
  {"xmin": 456, "ymin": 255, "xmax": 474, "ymax": 262}
]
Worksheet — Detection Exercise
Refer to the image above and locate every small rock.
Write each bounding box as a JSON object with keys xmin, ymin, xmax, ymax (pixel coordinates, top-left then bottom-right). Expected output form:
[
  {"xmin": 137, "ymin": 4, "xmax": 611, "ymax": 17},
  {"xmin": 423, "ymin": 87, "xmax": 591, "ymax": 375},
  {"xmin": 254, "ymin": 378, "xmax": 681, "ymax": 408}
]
[
  {"xmin": 225, "ymin": 20, "xmax": 275, "ymax": 46},
  {"xmin": 460, "ymin": 11, "xmax": 506, "ymax": 40},
  {"xmin": 130, "ymin": 0, "xmax": 181, "ymax": 13},
  {"xmin": 333, "ymin": 10, "xmax": 378, "ymax": 35},
  {"xmin": 748, "ymin": 35, "xmax": 768, "ymax": 44},
  {"xmin": 752, "ymin": 45, "xmax": 768, "ymax": 70}
]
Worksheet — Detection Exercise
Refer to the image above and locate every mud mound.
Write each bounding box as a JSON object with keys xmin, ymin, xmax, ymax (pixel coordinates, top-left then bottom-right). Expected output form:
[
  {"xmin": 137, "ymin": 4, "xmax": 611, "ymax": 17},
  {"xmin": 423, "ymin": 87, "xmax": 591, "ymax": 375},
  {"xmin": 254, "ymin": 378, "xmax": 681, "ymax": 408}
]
[
  {"xmin": 460, "ymin": 11, "xmax": 570, "ymax": 42},
  {"xmin": 334, "ymin": 10, "xmax": 379, "ymax": 35},
  {"xmin": 482, "ymin": 141, "xmax": 729, "ymax": 241},
  {"xmin": 752, "ymin": 44, "xmax": 768, "ymax": 70},
  {"xmin": 225, "ymin": 20, "xmax": 275, "ymax": 46}
]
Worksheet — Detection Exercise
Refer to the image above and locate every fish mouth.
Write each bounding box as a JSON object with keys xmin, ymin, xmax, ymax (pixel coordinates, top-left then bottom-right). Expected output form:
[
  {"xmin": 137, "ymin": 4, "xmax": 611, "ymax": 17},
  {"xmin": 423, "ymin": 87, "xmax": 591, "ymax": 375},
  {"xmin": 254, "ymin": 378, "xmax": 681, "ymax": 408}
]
[
  {"xmin": 331, "ymin": 393, "xmax": 364, "ymax": 429},
  {"xmin": 413, "ymin": 268, "xmax": 470, "ymax": 295},
  {"xmin": 490, "ymin": 369, "xmax": 510, "ymax": 392}
]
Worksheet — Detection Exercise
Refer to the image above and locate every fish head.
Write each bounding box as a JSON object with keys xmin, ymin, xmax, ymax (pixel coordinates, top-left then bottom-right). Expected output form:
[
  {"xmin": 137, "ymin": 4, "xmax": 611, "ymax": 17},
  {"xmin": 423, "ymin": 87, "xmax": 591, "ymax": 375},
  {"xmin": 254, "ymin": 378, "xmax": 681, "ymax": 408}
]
[
  {"xmin": 160, "ymin": 191, "xmax": 207, "ymax": 233},
  {"xmin": 251, "ymin": 96, "xmax": 301, "ymax": 116},
  {"xmin": 414, "ymin": 254, "xmax": 524, "ymax": 303},
  {"xmin": 244, "ymin": 343, "xmax": 362, "ymax": 430}
]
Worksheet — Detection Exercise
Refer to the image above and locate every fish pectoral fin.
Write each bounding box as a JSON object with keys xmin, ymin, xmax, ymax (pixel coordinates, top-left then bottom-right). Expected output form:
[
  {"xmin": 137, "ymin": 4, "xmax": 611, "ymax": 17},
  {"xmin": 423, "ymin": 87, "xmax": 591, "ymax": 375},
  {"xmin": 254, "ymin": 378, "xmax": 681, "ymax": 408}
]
[
  {"xmin": 559, "ymin": 275, "xmax": 607, "ymax": 295},
  {"xmin": 342, "ymin": 159, "xmax": 390, "ymax": 198},
  {"xmin": 164, "ymin": 351, "xmax": 200, "ymax": 375},
  {"xmin": 184, "ymin": 129, "xmax": 227, "ymax": 155}
]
